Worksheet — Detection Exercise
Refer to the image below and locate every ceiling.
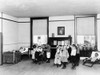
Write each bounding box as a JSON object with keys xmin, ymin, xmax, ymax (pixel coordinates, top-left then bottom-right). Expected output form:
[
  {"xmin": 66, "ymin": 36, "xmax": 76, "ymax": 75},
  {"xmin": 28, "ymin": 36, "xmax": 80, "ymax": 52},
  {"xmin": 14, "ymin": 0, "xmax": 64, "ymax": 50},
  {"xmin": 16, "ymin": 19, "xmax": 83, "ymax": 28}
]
[{"xmin": 0, "ymin": 0, "xmax": 100, "ymax": 18}]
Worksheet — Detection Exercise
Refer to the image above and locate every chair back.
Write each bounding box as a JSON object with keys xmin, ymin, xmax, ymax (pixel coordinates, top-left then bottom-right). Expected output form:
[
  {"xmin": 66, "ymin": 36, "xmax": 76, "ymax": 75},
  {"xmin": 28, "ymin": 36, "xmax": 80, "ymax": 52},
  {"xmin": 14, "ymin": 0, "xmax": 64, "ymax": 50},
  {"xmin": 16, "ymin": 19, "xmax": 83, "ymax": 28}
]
[{"xmin": 91, "ymin": 51, "xmax": 100, "ymax": 59}]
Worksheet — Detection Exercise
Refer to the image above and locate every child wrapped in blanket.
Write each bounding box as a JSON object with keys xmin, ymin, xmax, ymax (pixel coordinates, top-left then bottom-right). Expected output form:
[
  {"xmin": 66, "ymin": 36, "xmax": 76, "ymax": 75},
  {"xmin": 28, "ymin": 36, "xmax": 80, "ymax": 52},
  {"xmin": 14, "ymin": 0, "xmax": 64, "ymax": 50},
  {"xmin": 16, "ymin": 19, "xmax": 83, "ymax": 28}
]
[
  {"xmin": 54, "ymin": 45, "xmax": 62, "ymax": 67},
  {"xmin": 60, "ymin": 45, "xmax": 69, "ymax": 69}
]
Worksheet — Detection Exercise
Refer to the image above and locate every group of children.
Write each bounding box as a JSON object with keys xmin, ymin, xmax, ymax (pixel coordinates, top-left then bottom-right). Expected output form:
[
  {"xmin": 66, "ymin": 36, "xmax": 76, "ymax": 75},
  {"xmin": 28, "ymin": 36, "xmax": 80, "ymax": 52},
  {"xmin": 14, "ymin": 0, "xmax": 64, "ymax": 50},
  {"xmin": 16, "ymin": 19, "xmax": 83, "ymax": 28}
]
[
  {"xmin": 31, "ymin": 43, "xmax": 100, "ymax": 69},
  {"xmin": 30, "ymin": 42, "xmax": 100, "ymax": 70},
  {"xmin": 54, "ymin": 44, "xmax": 80, "ymax": 69},
  {"xmin": 31, "ymin": 43, "xmax": 80, "ymax": 69},
  {"xmin": 31, "ymin": 44, "xmax": 51, "ymax": 64}
]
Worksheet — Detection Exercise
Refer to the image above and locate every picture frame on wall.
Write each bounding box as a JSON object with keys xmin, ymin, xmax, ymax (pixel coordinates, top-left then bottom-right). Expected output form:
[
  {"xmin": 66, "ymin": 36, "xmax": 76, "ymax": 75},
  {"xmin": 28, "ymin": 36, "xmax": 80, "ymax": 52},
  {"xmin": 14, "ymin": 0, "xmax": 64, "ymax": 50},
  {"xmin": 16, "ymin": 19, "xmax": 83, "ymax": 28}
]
[{"xmin": 58, "ymin": 26, "xmax": 65, "ymax": 35}]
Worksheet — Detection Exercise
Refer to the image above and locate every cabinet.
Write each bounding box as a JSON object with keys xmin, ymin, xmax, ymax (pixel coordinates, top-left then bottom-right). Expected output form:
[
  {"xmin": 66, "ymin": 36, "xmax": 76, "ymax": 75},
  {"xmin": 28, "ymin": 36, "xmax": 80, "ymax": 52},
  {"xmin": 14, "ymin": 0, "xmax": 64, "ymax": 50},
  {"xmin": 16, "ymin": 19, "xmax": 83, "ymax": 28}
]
[{"xmin": 48, "ymin": 36, "xmax": 72, "ymax": 59}]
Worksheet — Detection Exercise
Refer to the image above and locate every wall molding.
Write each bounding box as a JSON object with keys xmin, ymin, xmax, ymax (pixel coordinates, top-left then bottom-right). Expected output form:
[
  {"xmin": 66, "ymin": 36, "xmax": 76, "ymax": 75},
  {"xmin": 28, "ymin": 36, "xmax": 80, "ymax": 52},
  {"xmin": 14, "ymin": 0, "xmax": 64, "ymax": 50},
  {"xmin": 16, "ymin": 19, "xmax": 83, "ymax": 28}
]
[
  {"xmin": 49, "ymin": 19, "xmax": 74, "ymax": 22},
  {"xmin": 18, "ymin": 42, "xmax": 30, "ymax": 44},
  {"xmin": 75, "ymin": 14, "xmax": 97, "ymax": 18},
  {"xmin": 0, "ymin": 17, "xmax": 17, "ymax": 23},
  {"xmin": 0, "ymin": 17, "xmax": 31, "ymax": 23},
  {"xmin": 3, "ymin": 43, "xmax": 18, "ymax": 45},
  {"xmin": 3, "ymin": 43, "xmax": 30, "ymax": 46},
  {"xmin": 97, "ymin": 18, "xmax": 100, "ymax": 20},
  {"xmin": 18, "ymin": 22, "xmax": 30, "ymax": 23}
]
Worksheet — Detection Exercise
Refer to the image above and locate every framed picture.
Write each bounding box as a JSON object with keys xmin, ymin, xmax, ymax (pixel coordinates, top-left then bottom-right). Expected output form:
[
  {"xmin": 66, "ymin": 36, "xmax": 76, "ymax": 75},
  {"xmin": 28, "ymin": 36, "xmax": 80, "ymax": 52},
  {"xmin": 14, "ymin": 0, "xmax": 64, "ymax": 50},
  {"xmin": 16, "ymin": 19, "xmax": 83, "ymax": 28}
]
[{"xmin": 58, "ymin": 27, "xmax": 65, "ymax": 35}]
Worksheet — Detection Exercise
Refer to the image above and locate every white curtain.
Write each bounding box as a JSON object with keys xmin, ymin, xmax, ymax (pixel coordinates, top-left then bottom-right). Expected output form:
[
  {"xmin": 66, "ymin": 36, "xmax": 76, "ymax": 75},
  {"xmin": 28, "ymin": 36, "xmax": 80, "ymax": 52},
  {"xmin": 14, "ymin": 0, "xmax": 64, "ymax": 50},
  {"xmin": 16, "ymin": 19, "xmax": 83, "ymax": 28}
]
[
  {"xmin": 32, "ymin": 19, "xmax": 47, "ymax": 44},
  {"xmin": 77, "ymin": 17, "xmax": 95, "ymax": 35}
]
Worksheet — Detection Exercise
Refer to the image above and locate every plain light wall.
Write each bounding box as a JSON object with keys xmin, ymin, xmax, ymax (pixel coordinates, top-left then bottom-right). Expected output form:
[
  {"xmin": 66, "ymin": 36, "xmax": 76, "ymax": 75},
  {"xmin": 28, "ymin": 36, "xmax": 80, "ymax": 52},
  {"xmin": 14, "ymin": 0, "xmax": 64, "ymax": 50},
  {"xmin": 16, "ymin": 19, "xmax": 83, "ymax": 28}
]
[
  {"xmin": 0, "ymin": 13, "xmax": 1, "ymax": 32},
  {"xmin": 3, "ymin": 14, "xmax": 18, "ymax": 21},
  {"xmin": 97, "ymin": 14, "xmax": 100, "ymax": 51},
  {"xmin": 0, "ymin": 12, "xmax": 1, "ymax": 32},
  {"xmin": 97, "ymin": 20, "xmax": 100, "ymax": 51},
  {"xmin": 1, "ymin": 14, "xmax": 31, "ymax": 51},
  {"xmin": 49, "ymin": 15, "xmax": 75, "ymax": 43},
  {"xmin": 49, "ymin": 15, "xmax": 74, "ymax": 21},
  {"xmin": 3, "ymin": 13, "xmax": 18, "ymax": 52},
  {"xmin": 18, "ymin": 18, "xmax": 30, "ymax": 48}
]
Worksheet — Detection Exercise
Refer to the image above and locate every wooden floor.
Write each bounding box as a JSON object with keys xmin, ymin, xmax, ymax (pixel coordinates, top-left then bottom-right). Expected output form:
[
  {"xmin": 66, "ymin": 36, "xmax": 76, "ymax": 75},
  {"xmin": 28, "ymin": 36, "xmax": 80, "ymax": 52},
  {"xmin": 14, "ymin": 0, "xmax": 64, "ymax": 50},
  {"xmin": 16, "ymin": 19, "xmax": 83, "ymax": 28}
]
[{"xmin": 0, "ymin": 59, "xmax": 100, "ymax": 75}]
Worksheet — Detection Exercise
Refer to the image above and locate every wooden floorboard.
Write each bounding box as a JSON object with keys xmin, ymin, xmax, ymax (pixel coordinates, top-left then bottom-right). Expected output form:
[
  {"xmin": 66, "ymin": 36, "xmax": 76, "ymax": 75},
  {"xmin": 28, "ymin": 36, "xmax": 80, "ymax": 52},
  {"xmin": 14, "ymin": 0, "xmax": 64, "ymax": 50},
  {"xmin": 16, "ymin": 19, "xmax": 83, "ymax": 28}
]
[{"xmin": 0, "ymin": 59, "xmax": 100, "ymax": 75}]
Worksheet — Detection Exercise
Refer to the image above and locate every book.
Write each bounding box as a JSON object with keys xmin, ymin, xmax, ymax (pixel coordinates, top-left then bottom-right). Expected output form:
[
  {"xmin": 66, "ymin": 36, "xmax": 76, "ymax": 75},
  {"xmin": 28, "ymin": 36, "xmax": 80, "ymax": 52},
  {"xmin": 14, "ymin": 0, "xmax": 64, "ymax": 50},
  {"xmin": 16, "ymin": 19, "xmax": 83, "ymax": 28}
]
[{"xmin": 53, "ymin": 40, "xmax": 57, "ymax": 45}]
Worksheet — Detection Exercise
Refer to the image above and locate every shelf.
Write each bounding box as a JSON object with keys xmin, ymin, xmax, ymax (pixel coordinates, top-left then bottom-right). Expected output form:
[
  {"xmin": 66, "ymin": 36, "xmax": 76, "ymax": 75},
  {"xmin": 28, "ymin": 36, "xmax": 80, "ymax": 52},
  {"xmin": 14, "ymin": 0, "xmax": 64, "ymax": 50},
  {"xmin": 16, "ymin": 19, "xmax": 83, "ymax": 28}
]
[
  {"xmin": 48, "ymin": 36, "xmax": 72, "ymax": 46},
  {"xmin": 51, "ymin": 47, "xmax": 56, "ymax": 49}
]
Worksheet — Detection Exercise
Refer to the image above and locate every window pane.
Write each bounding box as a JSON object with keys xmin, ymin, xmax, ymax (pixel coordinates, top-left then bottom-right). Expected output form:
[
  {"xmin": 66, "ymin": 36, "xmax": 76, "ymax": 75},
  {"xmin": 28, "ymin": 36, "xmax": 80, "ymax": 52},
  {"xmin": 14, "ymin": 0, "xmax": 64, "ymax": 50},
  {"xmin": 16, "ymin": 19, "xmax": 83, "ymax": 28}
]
[{"xmin": 77, "ymin": 17, "xmax": 94, "ymax": 35}]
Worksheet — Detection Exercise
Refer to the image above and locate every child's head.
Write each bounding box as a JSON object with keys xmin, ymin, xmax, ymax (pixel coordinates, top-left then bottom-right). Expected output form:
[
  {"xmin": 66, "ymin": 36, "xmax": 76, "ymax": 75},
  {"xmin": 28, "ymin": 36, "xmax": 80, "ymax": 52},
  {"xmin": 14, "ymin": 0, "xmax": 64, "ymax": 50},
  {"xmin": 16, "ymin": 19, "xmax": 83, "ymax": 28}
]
[
  {"xmin": 57, "ymin": 52, "xmax": 60, "ymax": 54},
  {"xmin": 59, "ymin": 47, "xmax": 63, "ymax": 51},
  {"xmin": 95, "ymin": 53, "xmax": 99, "ymax": 57},
  {"xmin": 33, "ymin": 44, "xmax": 37, "ymax": 48}
]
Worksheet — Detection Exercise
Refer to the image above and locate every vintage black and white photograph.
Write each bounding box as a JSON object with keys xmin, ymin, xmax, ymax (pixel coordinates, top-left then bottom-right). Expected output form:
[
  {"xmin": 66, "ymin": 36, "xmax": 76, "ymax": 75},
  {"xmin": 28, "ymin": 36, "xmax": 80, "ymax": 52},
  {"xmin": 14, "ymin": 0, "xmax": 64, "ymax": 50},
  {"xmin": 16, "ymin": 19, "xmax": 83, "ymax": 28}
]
[
  {"xmin": 0, "ymin": 0, "xmax": 100, "ymax": 75},
  {"xmin": 58, "ymin": 27, "xmax": 65, "ymax": 35}
]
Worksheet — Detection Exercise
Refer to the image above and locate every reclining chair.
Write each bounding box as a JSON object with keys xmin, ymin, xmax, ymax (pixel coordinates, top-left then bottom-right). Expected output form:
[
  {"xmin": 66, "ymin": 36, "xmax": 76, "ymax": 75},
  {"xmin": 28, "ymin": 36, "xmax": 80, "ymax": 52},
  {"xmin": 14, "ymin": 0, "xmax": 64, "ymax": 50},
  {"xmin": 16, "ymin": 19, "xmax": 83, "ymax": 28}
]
[{"xmin": 82, "ymin": 51, "xmax": 100, "ymax": 67}]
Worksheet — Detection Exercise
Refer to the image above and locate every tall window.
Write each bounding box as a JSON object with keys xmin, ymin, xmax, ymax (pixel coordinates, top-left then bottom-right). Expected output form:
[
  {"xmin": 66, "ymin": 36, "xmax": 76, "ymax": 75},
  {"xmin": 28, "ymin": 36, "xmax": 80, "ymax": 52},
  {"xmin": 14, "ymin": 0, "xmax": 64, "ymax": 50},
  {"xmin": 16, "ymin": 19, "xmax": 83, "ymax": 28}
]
[
  {"xmin": 30, "ymin": 17, "xmax": 48, "ymax": 47},
  {"xmin": 76, "ymin": 17, "xmax": 96, "ymax": 50}
]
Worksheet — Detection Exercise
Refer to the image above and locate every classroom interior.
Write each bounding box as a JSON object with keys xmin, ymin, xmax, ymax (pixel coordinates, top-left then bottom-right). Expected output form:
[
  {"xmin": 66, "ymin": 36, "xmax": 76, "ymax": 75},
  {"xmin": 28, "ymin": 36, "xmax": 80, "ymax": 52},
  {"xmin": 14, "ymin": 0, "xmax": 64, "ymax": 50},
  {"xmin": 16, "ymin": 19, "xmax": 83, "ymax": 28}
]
[{"xmin": 0, "ymin": 0, "xmax": 100, "ymax": 75}]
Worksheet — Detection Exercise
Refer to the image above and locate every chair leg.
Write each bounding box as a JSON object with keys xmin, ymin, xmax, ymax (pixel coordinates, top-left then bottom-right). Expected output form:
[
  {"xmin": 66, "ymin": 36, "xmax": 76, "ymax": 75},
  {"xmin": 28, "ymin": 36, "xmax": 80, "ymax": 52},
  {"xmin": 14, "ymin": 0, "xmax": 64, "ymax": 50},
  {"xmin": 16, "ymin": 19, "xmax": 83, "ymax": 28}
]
[
  {"xmin": 83, "ymin": 61, "xmax": 86, "ymax": 65},
  {"xmin": 90, "ymin": 62, "xmax": 95, "ymax": 67},
  {"xmin": 85, "ymin": 62, "xmax": 94, "ymax": 67}
]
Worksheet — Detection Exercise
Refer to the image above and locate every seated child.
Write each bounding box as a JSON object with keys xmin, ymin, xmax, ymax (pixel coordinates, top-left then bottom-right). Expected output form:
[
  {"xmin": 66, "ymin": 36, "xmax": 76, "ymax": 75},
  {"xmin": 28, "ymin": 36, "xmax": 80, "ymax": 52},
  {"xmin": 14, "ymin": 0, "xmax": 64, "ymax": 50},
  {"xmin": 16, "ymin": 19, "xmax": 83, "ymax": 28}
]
[
  {"xmin": 35, "ymin": 46, "xmax": 43, "ymax": 64},
  {"xmin": 46, "ymin": 44, "xmax": 51, "ymax": 63},
  {"xmin": 31, "ymin": 48, "xmax": 36, "ymax": 63},
  {"xmin": 31, "ymin": 44, "xmax": 37, "ymax": 63},
  {"xmin": 83, "ymin": 52, "xmax": 99, "ymax": 66}
]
